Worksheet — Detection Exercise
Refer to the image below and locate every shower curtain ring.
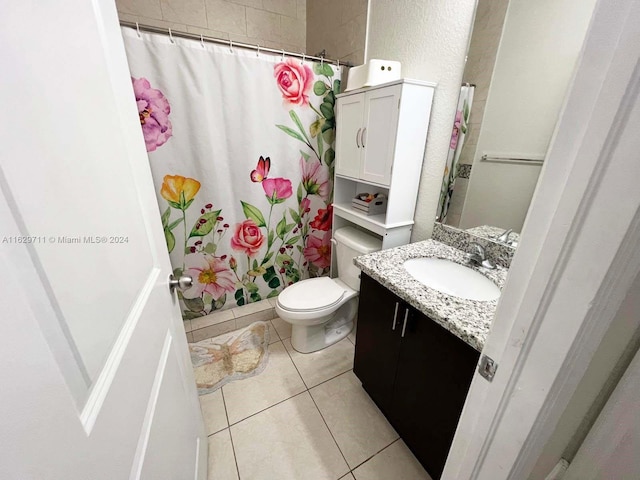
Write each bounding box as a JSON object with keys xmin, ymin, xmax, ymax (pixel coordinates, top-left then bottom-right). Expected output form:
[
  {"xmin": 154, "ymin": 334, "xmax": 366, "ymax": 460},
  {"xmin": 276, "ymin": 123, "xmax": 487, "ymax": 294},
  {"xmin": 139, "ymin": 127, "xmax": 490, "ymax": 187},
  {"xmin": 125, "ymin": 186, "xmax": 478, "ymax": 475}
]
[
  {"xmin": 337, "ymin": 59, "xmax": 340, "ymax": 68},
  {"xmin": 168, "ymin": 28, "xmax": 174, "ymax": 43},
  {"xmin": 200, "ymin": 34, "xmax": 205, "ymax": 48},
  {"xmin": 135, "ymin": 22, "xmax": 141, "ymax": 38},
  {"xmin": 256, "ymin": 44, "xmax": 260, "ymax": 56},
  {"xmin": 320, "ymin": 56, "xmax": 324, "ymax": 66},
  {"xmin": 281, "ymin": 49, "xmax": 285, "ymax": 61},
  {"xmin": 229, "ymin": 39, "xmax": 233, "ymax": 53},
  {"xmin": 301, "ymin": 53, "xmax": 305, "ymax": 65}
]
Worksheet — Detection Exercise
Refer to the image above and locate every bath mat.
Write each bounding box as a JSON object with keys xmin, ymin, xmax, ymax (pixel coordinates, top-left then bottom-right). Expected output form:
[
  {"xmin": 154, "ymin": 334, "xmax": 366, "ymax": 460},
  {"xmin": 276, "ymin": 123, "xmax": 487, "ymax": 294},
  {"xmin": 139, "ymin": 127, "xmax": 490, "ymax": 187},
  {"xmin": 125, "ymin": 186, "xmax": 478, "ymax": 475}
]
[{"xmin": 189, "ymin": 321, "xmax": 270, "ymax": 395}]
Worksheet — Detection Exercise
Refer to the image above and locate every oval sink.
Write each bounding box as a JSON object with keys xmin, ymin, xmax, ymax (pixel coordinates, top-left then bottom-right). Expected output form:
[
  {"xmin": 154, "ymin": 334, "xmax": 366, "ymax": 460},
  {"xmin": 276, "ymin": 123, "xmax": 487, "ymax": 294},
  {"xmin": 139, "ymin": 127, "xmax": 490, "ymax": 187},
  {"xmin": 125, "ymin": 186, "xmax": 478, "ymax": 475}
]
[{"xmin": 403, "ymin": 258, "xmax": 500, "ymax": 301}]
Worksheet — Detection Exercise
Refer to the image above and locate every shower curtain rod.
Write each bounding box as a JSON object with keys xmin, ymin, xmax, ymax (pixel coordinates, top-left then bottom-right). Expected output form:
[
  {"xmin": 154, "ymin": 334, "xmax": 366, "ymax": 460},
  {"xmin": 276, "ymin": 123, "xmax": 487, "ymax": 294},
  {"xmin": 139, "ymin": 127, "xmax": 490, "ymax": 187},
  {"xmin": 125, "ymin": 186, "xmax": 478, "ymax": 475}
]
[{"xmin": 120, "ymin": 21, "xmax": 350, "ymax": 67}]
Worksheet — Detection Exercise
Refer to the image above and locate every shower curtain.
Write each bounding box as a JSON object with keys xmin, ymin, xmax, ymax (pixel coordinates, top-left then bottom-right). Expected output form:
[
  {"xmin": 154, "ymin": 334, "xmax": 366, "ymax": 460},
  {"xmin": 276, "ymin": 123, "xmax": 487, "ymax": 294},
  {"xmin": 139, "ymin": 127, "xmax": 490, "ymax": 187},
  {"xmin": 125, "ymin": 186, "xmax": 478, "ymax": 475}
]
[
  {"xmin": 437, "ymin": 85, "xmax": 474, "ymax": 222},
  {"xmin": 122, "ymin": 28, "xmax": 342, "ymax": 320}
]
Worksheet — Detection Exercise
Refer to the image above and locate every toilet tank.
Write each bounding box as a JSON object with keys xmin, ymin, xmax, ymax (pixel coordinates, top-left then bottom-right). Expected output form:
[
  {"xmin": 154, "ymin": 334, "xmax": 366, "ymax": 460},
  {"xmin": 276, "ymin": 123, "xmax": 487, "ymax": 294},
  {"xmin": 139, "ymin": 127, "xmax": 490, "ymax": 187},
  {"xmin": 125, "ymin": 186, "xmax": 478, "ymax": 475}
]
[{"xmin": 333, "ymin": 227, "xmax": 382, "ymax": 291}]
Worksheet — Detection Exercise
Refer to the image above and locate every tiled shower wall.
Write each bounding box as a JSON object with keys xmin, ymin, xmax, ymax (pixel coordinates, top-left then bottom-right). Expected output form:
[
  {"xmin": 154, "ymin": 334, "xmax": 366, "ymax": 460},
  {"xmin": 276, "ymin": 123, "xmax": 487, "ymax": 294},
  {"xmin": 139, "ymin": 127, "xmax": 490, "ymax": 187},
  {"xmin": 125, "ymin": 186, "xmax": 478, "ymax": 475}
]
[
  {"xmin": 115, "ymin": 0, "xmax": 307, "ymax": 53},
  {"xmin": 445, "ymin": 0, "xmax": 509, "ymax": 227},
  {"xmin": 306, "ymin": 0, "xmax": 367, "ymax": 66}
]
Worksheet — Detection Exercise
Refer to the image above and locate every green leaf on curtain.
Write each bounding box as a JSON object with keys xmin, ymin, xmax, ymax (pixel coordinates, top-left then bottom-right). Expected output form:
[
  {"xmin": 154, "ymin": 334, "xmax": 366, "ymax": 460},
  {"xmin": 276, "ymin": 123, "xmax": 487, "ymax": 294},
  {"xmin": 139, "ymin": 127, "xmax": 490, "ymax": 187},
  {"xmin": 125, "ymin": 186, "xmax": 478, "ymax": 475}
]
[
  {"xmin": 333, "ymin": 79, "xmax": 341, "ymax": 95},
  {"xmin": 325, "ymin": 91, "xmax": 335, "ymax": 105},
  {"xmin": 252, "ymin": 259, "xmax": 259, "ymax": 270},
  {"xmin": 322, "ymin": 128, "xmax": 335, "ymax": 144},
  {"xmin": 317, "ymin": 133, "xmax": 324, "ymax": 159},
  {"xmin": 267, "ymin": 230, "xmax": 275, "ymax": 248},
  {"xmin": 461, "ymin": 125, "xmax": 467, "ymax": 134},
  {"xmin": 300, "ymin": 150, "xmax": 310, "ymax": 161},
  {"xmin": 246, "ymin": 282, "xmax": 260, "ymax": 294},
  {"xmin": 313, "ymin": 63, "xmax": 324, "ymax": 75},
  {"xmin": 182, "ymin": 310, "xmax": 204, "ymax": 320},
  {"xmin": 250, "ymin": 292, "xmax": 262, "ymax": 302},
  {"xmin": 203, "ymin": 242, "xmax": 216, "ymax": 254},
  {"xmin": 286, "ymin": 235, "xmax": 301, "ymax": 246},
  {"xmin": 289, "ymin": 111, "xmax": 312, "ymax": 145},
  {"xmin": 313, "ymin": 81, "xmax": 327, "ymax": 96},
  {"xmin": 267, "ymin": 289, "xmax": 280, "ymax": 298},
  {"xmin": 463, "ymin": 100, "xmax": 470, "ymax": 121},
  {"xmin": 214, "ymin": 294, "xmax": 227, "ymax": 310},
  {"xmin": 261, "ymin": 251, "xmax": 274, "ymax": 266},
  {"xmin": 241, "ymin": 201, "xmax": 266, "ymax": 227},
  {"xmin": 164, "ymin": 228, "xmax": 175, "ymax": 253},
  {"xmin": 321, "ymin": 63, "xmax": 334, "ymax": 77},
  {"xmin": 296, "ymin": 245, "xmax": 303, "ymax": 253},
  {"xmin": 183, "ymin": 297, "xmax": 204, "ymax": 312},
  {"xmin": 268, "ymin": 277, "xmax": 281, "ymax": 289},
  {"xmin": 289, "ymin": 208, "xmax": 301, "ymax": 225},
  {"xmin": 276, "ymin": 124, "xmax": 305, "ymax": 143},
  {"xmin": 310, "ymin": 118, "xmax": 324, "ymax": 138},
  {"xmin": 263, "ymin": 266, "xmax": 277, "ymax": 282},
  {"xmin": 324, "ymin": 148, "xmax": 335, "ymax": 166},
  {"xmin": 234, "ymin": 288, "xmax": 245, "ymax": 306},
  {"xmin": 276, "ymin": 216, "xmax": 287, "ymax": 239},
  {"xmin": 161, "ymin": 207, "xmax": 171, "ymax": 227},
  {"xmin": 189, "ymin": 210, "xmax": 222, "ymax": 237},
  {"xmin": 168, "ymin": 218, "xmax": 183, "ymax": 231},
  {"xmin": 320, "ymin": 102, "xmax": 334, "ymax": 120},
  {"xmin": 296, "ymin": 183, "xmax": 304, "ymax": 204}
]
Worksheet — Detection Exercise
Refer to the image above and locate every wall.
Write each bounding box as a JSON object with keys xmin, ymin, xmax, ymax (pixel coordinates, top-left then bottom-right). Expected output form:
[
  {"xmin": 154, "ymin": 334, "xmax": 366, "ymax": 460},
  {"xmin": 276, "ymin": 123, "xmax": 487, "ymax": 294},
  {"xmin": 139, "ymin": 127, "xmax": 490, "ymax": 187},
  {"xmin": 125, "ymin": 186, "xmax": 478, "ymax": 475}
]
[
  {"xmin": 366, "ymin": 0, "xmax": 477, "ymax": 241},
  {"xmin": 306, "ymin": 0, "xmax": 367, "ymax": 66},
  {"xmin": 115, "ymin": 0, "xmax": 306, "ymax": 53},
  {"xmin": 444, "ymin": 0, "xmax": 509, "ymax": 227},
  {"xmin": 528, "ymin": 271, "xmax": 640, "ymax": 479},
  {"xmin": 459, "ymin": 0, "xmax": 597, "ymax": 232}
]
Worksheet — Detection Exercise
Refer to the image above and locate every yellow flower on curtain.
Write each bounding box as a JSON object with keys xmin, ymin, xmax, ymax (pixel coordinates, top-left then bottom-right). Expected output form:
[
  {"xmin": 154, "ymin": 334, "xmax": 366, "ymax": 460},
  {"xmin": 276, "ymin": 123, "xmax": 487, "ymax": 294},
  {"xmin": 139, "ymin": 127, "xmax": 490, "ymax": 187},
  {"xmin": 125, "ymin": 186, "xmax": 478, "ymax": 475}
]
[{"xmin": 161, "ymin": 174, "xmax": 201, "ymax": 210}]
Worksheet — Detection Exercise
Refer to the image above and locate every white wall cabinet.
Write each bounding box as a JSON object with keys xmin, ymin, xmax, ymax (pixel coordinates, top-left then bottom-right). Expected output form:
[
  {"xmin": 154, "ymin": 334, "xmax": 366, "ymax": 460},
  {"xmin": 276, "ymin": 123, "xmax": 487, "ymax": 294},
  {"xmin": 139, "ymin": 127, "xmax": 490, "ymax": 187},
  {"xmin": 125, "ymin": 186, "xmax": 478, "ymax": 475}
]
[{"xmin": 333, "ymin": 79, "xmax": 435, "ymax": 250}]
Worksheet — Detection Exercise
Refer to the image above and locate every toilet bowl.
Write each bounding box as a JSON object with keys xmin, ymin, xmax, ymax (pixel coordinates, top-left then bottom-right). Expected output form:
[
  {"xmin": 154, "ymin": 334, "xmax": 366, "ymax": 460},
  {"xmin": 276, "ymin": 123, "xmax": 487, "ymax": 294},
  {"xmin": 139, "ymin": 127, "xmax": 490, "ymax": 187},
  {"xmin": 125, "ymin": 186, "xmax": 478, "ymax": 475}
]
[{"xmin": 275, "ymin": 227, "xmax": 382, "ymax": 353}]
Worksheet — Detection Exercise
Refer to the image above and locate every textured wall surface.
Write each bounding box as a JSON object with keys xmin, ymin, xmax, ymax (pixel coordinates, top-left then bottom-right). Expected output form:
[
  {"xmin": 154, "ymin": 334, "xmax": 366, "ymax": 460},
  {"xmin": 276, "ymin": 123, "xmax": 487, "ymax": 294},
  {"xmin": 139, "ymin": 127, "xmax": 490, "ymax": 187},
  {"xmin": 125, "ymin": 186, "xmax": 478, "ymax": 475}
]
[
  {"xmin": 116, "ymin": 0, "xmax": 306, "ymax": 53},
  {"xmin": 306, "ymin": 0, "xmax": 367, "ymax": 65},
  {"xmin": 366, "ymin": 0, "xmax": 477, "ymax": 241}
]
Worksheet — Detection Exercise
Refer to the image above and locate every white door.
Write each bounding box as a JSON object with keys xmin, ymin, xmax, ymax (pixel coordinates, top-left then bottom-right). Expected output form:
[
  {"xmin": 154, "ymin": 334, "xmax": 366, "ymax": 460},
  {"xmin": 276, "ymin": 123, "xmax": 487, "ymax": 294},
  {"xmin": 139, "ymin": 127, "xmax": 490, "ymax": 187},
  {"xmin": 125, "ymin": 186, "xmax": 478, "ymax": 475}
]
[
  {"xmin": 360, "ymin": 85, "xmax": 401, "ymax": 186},
  {"xmin": 335, "ymin": 94, "xmax": 365, "ymax": 180},
  {"xmin": 0, "ymin": 2, "xmax": 207, "ymax": 479}
]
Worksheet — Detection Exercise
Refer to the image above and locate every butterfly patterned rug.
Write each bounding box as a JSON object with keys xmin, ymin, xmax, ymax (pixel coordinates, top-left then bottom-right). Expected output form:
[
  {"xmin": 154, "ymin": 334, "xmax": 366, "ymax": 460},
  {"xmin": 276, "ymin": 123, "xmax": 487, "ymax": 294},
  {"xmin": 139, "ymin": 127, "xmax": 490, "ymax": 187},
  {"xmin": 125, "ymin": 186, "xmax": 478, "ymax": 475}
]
[{"xmin": 189, "ymin": 321, "xmax": 270, "ymax": 395}]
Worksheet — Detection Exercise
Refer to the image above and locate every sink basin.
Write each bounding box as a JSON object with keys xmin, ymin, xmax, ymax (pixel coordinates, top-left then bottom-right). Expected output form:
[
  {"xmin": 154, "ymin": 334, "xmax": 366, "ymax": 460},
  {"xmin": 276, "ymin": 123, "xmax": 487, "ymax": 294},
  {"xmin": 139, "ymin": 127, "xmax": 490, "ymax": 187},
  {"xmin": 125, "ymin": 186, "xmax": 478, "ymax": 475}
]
[{"xmin": 403, "ymin": 258, "xmax": 500, "ymax": 301}]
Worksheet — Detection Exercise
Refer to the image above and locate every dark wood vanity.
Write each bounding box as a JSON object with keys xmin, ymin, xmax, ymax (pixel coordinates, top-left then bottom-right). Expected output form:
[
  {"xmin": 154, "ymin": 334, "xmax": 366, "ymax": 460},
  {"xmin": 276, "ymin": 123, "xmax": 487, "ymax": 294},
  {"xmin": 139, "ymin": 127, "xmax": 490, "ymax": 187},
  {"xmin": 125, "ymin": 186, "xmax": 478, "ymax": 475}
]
[{"xmin": 354, "ymin": 273, "xmax": 480, "ymax": 479}]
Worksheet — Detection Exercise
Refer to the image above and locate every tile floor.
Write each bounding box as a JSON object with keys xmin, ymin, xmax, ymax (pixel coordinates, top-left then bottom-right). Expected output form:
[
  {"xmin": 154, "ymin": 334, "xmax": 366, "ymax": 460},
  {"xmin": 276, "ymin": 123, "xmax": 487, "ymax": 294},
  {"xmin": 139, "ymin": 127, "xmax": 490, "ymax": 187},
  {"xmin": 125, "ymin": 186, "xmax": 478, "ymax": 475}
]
[{"xmin": 196, "ymin": 315, "xmax": 432, "ymax": 480}]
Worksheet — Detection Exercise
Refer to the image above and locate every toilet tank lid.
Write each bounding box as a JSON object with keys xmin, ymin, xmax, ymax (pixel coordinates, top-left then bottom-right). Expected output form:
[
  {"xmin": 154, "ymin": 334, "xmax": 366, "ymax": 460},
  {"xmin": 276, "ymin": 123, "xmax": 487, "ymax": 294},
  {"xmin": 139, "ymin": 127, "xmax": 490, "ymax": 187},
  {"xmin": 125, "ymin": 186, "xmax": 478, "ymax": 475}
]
[{"xmin": 333, "ymin": 227, "xmax": 382, "ymax": 254}]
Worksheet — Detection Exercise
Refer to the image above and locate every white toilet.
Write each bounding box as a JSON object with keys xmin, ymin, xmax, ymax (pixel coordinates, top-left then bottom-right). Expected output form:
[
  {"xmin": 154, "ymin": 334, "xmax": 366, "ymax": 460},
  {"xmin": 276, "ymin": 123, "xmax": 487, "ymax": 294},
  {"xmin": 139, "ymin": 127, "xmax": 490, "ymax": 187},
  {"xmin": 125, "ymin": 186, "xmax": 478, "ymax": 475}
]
[{"xmin": 275, "ymin": 227, "xmax": 382, "ymax": 353}]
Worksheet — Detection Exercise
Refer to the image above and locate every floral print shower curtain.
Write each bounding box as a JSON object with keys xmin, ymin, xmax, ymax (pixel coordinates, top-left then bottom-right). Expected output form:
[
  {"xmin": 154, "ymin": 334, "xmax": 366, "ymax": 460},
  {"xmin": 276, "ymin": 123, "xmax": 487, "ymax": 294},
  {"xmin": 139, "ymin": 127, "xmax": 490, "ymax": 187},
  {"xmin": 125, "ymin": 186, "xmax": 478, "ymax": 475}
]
[{"xmin": 122, "ymin": 28, "xmax": 341, "ymax": 320}]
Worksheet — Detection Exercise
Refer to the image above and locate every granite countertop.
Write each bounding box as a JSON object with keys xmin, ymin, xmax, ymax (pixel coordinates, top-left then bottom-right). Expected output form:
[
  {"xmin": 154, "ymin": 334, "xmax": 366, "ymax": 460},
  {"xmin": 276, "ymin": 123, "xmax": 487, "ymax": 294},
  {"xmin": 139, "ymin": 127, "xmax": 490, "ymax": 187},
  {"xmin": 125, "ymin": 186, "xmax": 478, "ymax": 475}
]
[
  {"xmin": 466, "ymin": 225, "xmax": 521, "ymax": 244},
  {"xmin": 354, "ymin": 239, "xmax": 508, "ymax": 351}
]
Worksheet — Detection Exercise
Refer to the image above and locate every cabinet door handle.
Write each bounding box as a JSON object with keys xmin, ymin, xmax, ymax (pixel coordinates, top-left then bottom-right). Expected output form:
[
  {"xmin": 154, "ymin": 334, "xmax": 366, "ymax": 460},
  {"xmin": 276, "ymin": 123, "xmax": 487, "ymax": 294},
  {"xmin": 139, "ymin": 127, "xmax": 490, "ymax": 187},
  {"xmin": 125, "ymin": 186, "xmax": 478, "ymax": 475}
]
[
  {"xmin": 356, "ymin": 128, "xmax": 362, "ymax": 148},
  {"xmin": 401, "ymin": 308, "xmax": 409, "ymax": 337},
  {"xmin": 391, "ymin": 302, "xmax": 399, "ymax": 330},
  {"xmin": 361, "ymin": 127, "xmax": 367, "ymax": 148}
]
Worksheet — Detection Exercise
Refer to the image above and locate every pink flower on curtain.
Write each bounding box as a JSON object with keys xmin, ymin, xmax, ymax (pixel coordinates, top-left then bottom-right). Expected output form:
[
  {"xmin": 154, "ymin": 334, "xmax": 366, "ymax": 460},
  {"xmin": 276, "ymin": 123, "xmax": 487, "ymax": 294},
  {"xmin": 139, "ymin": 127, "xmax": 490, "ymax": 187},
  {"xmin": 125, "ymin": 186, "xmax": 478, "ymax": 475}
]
[
  {"xmin": 310, "ymin": 204, "xmax": 333, "ymax": 231},
  {"xmin": 300, "ymin": 157, "xmax": 331, "ymax": 200},
  {"xmin": 231, "ymin": 219, "xmax": 265, "ymax": 257},
  {"xmin": 132, "ymin": 77, "xmax": 173, "ymax": 152},
  {"xmin": 274, "ymin": 58, "xmax": 313, "ymax": 106},
  {"xmin": 449, "ymin": 110, "xmax": 462, "ymax": 150},
  {"xmin": 250, "ymin": 156, "xmax": 271, "ymax": 182},
  {"xmin": 303, "ymin": 231, "xmax": 332, "ymax": 269},
  {"xmin": 300, "ymin": 197, "xmax": 311, "ymax": 216},
  {"xmin": 182, "ymin": 255, "xmax": 235, "ymax": 300},
  {"xmin": 263, "ymin": 177, "xmax": 293, "ymax": 204}
]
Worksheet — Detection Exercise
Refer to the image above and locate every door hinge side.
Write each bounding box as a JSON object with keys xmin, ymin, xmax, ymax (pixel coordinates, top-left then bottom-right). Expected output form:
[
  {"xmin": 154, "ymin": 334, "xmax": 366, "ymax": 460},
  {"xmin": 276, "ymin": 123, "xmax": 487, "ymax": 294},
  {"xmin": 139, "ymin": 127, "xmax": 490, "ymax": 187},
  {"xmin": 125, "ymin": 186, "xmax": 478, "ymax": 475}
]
[{"xmin": 478, "ymin": 354, "xmax": 497, "ymax": 381}]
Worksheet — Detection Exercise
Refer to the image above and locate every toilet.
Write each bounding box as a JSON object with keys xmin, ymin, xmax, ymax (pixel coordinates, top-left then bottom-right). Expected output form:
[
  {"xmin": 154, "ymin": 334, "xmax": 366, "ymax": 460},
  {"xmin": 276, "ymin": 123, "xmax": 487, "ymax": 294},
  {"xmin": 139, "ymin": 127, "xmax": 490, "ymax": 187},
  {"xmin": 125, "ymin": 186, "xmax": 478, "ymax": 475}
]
[{"xmin": 275, "ymin": 227, "xmax": 382, "ymax": 353}]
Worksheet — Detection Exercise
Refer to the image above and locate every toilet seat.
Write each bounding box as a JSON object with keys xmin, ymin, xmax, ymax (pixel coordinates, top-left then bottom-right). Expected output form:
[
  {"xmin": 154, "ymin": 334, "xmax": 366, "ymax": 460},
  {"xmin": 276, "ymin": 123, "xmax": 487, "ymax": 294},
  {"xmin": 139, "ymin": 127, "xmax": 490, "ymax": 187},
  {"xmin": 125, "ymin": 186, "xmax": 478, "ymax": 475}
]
[{"xmin": 277, "ymin": 277, "xmax": 346, "ymax": 313}]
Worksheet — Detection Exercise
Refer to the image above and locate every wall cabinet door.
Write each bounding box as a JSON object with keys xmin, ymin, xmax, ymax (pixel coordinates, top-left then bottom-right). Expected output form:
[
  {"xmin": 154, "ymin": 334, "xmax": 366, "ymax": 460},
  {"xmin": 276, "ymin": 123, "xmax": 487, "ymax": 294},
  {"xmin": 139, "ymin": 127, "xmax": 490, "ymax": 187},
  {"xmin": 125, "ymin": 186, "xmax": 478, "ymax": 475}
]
[
  {"xmin": 353, "ymin": 274, "xmax": 403, "ymax": 412},
  {"xmin": 389, "ymin": 306, "xmax": 480, "ymax": 479},
  {"xmin": 335, "ymin": 94, "xmax": 364, "ymax": 180},
  {"xmin": 360, "ymin": 85, "xmax": 402, "ymax": 186}
]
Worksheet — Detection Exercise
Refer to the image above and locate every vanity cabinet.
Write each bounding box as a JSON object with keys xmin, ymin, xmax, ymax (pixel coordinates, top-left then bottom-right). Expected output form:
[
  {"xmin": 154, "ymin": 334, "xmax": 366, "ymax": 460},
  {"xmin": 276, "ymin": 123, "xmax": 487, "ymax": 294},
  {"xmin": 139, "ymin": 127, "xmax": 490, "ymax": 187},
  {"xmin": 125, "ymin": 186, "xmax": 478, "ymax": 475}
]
[
  {"xmin": 331, "ymin": 79, "xmax": 435, "ymax": 251},
  {"xmin": 354, "ymin": 274, "xmax": 480, "ymax": 480}
]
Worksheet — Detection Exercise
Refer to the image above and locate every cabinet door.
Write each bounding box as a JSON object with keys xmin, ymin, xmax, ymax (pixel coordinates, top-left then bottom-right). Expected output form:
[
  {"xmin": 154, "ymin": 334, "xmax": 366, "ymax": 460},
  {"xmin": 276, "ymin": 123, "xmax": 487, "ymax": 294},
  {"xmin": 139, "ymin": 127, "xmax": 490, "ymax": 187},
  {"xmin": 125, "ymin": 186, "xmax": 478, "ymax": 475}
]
[
  {"xmin": 353, "ymin": 274, "xmax": 403, "ymax": 413},
  {"xmin": 360, "ymin": 85, "xmax": 402, "ymax": 186},
  {"xmin": 335, "ymin": 94, "xmax": 364, "ymax": 180},
  {"xmin": 389, "ymin": 307, "xmax": 480, "ymax": 480}
]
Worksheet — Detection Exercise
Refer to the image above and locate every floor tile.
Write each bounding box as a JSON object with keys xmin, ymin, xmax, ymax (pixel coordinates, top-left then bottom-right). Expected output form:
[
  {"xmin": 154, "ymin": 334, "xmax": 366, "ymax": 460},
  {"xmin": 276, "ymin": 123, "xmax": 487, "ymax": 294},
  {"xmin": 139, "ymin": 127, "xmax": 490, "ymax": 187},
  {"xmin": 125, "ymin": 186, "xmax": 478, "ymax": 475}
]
[
  {"xmin": 271, "ymin": 315, "xmax": 292, "ymax": 339},
  {"xmin": 347, "ymin": 323, "xmax": 357, "ymax": 345},
  {"xmin": 191, "ymin": 309, "xmax": 234, "ymax": 331},
  {"xmin": 222, "ymin": 341, "xmax": 306, "ymax": 424},
  {"xmin": 235, "ymin": 308, "xmax": 275, "ymax": 329},
  {"xmin": 230, "ymin": 392, "xmax": 349, "ymax": 480},
  {"xmin": 339, "ymin": 474, "xmax": 356, "ymax": 480},
  {"xmin": 199, "ymin": 389, "xmax": 228, "ymax": 435},
  {"xmin": 268, "ymin": 320, "xmax": 281, "ymax": 344},
  {"xmin": 283, "ymin": 337, "xmax": 355, "ymax": 388},
  {"xmin": 310, "ymin": 371, "xmax": 399, "ymax": 469},
  {"xmin": 352, "ymin": 440, "xmax": 432, "ymax": 480},
  {"xmin": 208, "ymin": 429, "xmax": 239, "ymax": 480},
  {"xmin": 191, "ymin": 319, "xmax": 236, "ymax": 342}
]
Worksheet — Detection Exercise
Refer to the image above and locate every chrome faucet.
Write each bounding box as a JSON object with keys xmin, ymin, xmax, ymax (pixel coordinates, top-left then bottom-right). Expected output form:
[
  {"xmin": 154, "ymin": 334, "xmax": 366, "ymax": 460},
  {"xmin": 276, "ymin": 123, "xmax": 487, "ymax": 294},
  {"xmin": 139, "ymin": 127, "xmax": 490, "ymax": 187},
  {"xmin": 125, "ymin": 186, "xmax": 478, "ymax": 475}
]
[
  {"xmin": 468, "ymin": 242, "xmax": 496, "ymax": 269},
  {"xmin": 496, "ymin": 228, "xmax": 513, "ymax": 243}
]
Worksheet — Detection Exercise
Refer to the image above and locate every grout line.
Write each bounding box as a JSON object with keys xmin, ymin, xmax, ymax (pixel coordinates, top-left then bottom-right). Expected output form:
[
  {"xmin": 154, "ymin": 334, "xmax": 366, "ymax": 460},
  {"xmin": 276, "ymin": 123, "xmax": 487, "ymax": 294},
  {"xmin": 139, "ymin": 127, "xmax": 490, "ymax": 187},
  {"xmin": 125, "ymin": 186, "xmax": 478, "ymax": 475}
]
[
  {"xmin": 220, "ymin": 392, "xmax": 241, "ymax": 479},
  {"xmin": 348, "ymin": 437, "xmax": 402, "ymax": 472},
  {"xmin": 228, "ymin": 389, "xmax": 309, "ymax": 428}
]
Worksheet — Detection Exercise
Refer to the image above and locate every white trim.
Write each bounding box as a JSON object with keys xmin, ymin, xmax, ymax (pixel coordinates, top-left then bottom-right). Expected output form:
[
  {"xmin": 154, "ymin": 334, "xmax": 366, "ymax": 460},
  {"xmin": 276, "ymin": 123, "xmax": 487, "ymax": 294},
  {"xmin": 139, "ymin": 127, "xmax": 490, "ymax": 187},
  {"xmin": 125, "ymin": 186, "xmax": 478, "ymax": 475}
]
[{"xmin": 443, "ymin": 0, "xmax": 640, "ymax": 478}]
